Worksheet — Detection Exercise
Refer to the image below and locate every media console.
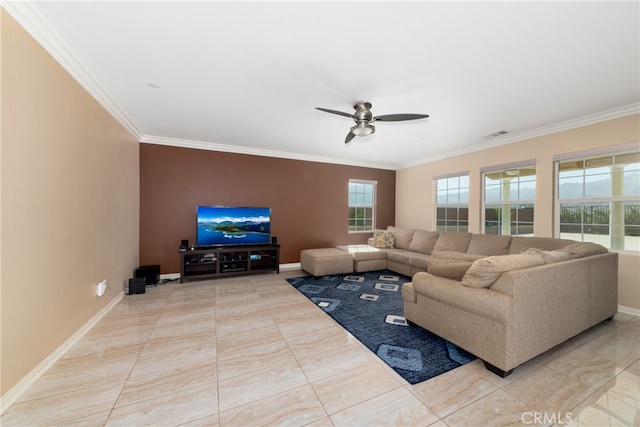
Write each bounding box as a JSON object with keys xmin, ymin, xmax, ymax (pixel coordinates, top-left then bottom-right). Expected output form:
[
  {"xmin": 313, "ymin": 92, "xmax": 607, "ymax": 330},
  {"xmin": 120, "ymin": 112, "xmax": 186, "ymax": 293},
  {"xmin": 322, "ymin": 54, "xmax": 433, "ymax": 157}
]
[{"xmin": 179, "ymin": 244, "xmax": 280, "ymax": 283}]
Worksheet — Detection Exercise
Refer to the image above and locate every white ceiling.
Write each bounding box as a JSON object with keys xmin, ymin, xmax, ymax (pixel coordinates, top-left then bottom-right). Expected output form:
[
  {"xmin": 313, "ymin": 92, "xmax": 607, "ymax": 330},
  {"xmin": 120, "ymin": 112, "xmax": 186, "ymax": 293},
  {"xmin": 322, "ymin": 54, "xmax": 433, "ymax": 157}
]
[{"xmin": 5, "ymin": 1, "xmax": 639, "ymax": 170}]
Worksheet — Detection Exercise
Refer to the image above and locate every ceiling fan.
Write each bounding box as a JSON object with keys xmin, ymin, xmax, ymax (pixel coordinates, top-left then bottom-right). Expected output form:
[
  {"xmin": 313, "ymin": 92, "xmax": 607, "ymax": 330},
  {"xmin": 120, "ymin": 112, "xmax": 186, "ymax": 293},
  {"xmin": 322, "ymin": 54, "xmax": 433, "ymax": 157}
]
[{"xmin": 315, "ymin": 101, "xmax": 429, "ymax": 144}]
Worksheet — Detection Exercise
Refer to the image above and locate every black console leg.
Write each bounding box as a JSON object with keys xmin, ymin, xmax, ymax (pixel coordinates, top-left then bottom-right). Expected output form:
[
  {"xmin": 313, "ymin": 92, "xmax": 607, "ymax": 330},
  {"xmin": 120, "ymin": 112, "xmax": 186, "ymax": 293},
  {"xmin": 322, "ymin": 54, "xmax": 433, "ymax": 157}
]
[{"xmin": 483, "ymin": 361, "xmax": 513, "ymax": 378}]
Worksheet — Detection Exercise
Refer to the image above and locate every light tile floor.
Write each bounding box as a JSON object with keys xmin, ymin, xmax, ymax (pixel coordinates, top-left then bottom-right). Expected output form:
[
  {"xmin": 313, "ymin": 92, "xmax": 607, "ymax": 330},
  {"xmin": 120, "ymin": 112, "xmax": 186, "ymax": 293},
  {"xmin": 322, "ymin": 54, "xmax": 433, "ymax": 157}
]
[{"xmin": 2, "ymin": 270, "xmax": 639, "ymax": 426}]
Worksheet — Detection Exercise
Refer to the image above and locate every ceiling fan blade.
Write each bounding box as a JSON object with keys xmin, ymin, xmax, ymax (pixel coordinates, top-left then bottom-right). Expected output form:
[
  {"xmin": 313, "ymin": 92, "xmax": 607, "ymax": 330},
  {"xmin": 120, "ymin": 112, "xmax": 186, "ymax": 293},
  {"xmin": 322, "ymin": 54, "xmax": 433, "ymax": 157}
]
[
  {"xmin": 374, "ymin": 113, "xmax": 429, "ymax": 122},
  {"xmin": 345, "ymin": 131, "xmax": 356, "ymax": 144},
  {"xmin": 316, "ymin": 107, "xmax": 355, "ymax": 119}
]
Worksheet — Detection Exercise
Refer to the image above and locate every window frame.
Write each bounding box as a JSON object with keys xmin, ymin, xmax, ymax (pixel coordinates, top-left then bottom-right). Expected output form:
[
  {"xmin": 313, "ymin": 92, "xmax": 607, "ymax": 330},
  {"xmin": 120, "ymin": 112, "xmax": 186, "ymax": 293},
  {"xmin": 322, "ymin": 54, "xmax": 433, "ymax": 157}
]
[
  {"xmin": 554, "ymin": 145, "xmax": 640, "ymax": 252},
  {"xmin": 481, "ymin": 161, "xmax": 536, "ymax": 236},
  {"xmin": 348, "ymin": 179, "xmax": 377, "ymax": 233},
  {"xmin": 434, "ymin": 173, "xmax": 470, "ymax": 232}
]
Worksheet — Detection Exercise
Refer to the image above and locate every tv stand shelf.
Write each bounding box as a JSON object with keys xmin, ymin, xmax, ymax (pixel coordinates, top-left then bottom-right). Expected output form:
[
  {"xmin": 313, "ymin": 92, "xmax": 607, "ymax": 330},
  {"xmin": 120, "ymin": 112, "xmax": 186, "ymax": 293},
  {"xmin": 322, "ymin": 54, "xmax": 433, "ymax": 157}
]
[{"xmin": 179, "ymin": 244, "xmax": 280, "ymax": 283}]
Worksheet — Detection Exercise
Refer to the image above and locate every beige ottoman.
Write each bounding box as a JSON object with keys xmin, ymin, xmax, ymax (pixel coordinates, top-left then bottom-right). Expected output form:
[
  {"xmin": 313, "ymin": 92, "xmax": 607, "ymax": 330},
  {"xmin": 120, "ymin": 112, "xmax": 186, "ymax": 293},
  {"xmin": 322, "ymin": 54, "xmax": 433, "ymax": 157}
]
[{"xmin": 300, "ymin": 248, "xmax": 354, "ymax": 276}]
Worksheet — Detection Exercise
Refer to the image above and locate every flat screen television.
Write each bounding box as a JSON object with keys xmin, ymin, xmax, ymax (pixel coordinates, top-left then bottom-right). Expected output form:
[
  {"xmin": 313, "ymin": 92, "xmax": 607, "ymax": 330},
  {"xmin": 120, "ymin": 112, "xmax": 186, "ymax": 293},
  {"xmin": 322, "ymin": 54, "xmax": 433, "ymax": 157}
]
[{"xmin": 196, "ymin": 206, "xmax": 271, "ymax": 247}]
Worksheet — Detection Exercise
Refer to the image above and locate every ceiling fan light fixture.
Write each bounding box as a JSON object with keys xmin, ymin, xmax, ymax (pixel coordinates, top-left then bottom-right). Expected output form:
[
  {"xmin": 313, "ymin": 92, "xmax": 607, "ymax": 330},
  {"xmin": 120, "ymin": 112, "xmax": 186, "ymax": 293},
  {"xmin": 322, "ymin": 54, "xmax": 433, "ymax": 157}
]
[{"xmin": 351, "ymin": 122, "xmax": 375, "ymax": 136}]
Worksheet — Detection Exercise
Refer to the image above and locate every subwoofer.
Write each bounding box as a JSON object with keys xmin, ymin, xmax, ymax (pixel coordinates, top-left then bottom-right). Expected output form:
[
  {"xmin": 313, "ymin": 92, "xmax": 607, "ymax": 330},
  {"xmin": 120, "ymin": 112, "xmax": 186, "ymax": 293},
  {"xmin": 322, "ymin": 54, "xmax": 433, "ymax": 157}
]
[
  {"xmin": 135, "ymin": 265, "xmax": 160, "ymax": 286},
  {"xmin": 128, "ymin": 277, "xmax": 146, "ymax": 295}
]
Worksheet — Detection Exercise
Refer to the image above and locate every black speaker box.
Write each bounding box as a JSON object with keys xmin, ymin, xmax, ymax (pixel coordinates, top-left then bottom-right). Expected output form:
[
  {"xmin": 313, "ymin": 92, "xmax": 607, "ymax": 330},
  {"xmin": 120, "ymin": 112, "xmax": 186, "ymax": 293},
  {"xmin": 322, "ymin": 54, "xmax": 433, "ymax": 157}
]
[
  {"xmin": 272, "ymin": 236, "xmax": 278, "ymax": 245},
  {"xmin": 180, "ymin": 239, "xmax": 188, "ymax": 252},
  {"xmin": 128, "ymin": 277, "xmax": 146, "ymax": 295},
  {"xmin": 135, "ymin": 265, "xmax": 160, "ymax": 286}
]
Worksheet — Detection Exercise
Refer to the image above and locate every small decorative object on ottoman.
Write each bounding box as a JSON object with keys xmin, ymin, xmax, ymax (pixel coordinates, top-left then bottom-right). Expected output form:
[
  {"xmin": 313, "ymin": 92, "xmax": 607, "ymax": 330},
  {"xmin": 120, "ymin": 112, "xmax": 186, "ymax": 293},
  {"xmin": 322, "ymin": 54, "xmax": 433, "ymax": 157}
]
[{"xmin": 300, "ymin": 248, "xmax": 353, "ymax": 276}]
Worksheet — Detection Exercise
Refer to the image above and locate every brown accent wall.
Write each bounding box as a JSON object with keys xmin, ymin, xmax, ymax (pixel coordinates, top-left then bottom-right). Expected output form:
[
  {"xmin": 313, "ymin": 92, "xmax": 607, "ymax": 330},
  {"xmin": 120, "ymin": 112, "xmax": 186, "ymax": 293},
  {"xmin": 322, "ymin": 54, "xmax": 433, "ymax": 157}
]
[{"xmin": 140, "ymin": 144, "xmax": 396, "ymax": 273}]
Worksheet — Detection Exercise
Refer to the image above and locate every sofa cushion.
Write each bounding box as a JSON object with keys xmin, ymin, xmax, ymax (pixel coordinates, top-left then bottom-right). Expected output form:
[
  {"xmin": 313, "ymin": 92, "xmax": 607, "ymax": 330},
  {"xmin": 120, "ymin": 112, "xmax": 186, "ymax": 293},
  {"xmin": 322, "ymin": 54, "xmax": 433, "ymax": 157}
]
[
  {"xmin": 387, "ymin": 226, "xmax": 414, "ymax": 250},
  {"xmin": 508, "ymin": 236, "xmax": 576, "ymax": 254},
  {"xmin": 433, "ymin": 232, "xmax": 472, "ymax": 253},
  {"xmin": 372, "ymin": 229, "xmax": 395, "ymax": 249},
  {"xmin": 409, "ymin": 253, "xmax": 430, "ymax": 270},
  {"xmin": 431, "ymin": 250, "xmax": 485, "ymax": 262},
  {"xmin": 467, "ymin": 234, "xmax": 512, "ymax": 256},
  {"xmin": 559, "ymin": 242, "xmax": 609, "ymax": 258},
  {"xmin": 462, "ymin": 253, "xmax": 545, "ymax": 288},
  {"xmin": 522, "ymin": 247, "xmax": 574, "ymax": 264},
  {"xmin": 408, "ymin": 230, "xmax": 440, "ymax": 254},
  {"xmin": 426, "ymin": 259, "xmax": 474, "ymax": 281},
  {"xmin": 387, "ymin": 250, "xmax": 412, "ymax": 264},
  {"xmin": 351, "ymin": 250, "xmax": 388, "ymax": 262}
]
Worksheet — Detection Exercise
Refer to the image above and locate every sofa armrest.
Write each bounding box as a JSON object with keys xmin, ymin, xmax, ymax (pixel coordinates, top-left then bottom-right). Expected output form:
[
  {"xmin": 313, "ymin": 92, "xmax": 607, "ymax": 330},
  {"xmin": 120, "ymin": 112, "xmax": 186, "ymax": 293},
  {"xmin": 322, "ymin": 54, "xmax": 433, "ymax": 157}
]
[{"xmin": 412, "ymin": 272, "xmax": 510, "ymax": 323}]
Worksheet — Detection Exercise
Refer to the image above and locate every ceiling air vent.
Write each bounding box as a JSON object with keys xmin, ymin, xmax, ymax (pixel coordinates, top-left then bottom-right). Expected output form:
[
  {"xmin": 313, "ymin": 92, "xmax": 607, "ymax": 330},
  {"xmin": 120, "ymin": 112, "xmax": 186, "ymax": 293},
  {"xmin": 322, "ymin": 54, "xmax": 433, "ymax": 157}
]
[{"xmin": 484, "ymin": 130, "xmax": 510, "ymax": 139}]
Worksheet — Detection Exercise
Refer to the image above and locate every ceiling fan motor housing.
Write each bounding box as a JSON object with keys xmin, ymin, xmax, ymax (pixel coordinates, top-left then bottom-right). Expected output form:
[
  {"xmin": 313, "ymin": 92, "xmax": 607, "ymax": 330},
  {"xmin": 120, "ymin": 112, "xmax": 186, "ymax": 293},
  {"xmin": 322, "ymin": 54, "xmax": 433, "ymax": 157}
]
[{"xmin": 353, "ymin": 102, "xmax": 374, "ymax": 123}]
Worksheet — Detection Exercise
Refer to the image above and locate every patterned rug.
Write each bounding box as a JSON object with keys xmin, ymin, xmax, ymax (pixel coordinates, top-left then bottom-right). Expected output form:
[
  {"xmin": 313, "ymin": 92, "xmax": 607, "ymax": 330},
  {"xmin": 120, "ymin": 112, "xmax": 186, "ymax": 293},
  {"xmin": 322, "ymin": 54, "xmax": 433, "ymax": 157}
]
[{"xmin": 287, "ymin": 270, "xmax": 475, "ymax": 384}]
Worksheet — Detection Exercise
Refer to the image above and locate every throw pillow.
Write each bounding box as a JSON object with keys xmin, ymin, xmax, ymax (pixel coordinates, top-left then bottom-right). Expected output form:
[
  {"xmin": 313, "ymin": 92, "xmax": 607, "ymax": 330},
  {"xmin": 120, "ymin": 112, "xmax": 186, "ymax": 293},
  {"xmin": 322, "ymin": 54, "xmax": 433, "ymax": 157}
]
[
  {"xmin": 521, "ymin": 247, "xmax": 574, "ymax": 264},
  {"xmin": 426, "ymin": 259, "xmax": 474, "ymax": 281},
  {"xmin": 462, "ymin": 253, "xmax": 545, "ymax": 288},
  {"xmin": 372, "ymin": 229, "xmax": 395, "ymax": 249},
  {"xmin": 559, "ymin": 242, "xmax": 609, "ymax": 258}
]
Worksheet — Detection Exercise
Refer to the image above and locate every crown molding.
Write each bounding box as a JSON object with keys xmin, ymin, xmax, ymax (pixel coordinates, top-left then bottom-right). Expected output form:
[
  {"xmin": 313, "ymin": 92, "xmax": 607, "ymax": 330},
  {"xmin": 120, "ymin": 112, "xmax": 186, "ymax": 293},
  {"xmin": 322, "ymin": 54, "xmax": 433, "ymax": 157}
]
[
  {"xmin": 139, "ymin": 135, "xmax": 398, "ymax": 170},
  {"xmin": 2, "ymin": 1, "xmax": 143, "ymax": 139},
  {"xmin": 398, "ymin": 103, "xmax": 640, "ymax": 170}
]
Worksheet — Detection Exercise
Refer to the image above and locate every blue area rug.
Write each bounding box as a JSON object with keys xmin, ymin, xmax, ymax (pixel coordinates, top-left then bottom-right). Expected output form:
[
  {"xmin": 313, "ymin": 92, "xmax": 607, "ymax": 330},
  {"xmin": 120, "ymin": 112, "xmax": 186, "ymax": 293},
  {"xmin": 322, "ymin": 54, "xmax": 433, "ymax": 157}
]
[{"xmin": 287, "ymin": 270, "xmax": 475, "ymax": 384}]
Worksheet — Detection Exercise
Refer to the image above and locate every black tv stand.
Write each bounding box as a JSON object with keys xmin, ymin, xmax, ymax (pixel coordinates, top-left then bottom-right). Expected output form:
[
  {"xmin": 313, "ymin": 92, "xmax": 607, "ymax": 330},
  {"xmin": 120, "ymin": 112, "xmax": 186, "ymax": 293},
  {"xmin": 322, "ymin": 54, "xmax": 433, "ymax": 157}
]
[{"xmin": 179, "ymin": 244, "xmax": 280, "ymax": 283}]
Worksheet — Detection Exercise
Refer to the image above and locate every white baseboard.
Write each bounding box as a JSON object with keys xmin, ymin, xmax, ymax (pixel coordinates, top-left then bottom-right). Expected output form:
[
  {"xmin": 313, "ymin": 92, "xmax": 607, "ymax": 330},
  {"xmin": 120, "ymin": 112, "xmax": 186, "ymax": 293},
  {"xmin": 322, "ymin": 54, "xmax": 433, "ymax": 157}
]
[
  {"xmin": 0, "ymin": 291, "xmax": 124, "ymax": 416},
  {"xmin": 280, "ymin": 262, "xmax": 301, "ymax": 271},
  {"xmin": 618, "ymin": 305, "xmax": 640, "ymax": 317}
]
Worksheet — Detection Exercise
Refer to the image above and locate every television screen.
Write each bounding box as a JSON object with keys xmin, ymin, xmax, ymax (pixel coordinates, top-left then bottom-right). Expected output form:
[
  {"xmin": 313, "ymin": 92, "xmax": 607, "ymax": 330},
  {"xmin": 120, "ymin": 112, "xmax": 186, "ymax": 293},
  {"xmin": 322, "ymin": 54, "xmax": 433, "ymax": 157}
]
[{"xmin": 196, "ymin": 206, "xmax": 271, "ymax": 247}]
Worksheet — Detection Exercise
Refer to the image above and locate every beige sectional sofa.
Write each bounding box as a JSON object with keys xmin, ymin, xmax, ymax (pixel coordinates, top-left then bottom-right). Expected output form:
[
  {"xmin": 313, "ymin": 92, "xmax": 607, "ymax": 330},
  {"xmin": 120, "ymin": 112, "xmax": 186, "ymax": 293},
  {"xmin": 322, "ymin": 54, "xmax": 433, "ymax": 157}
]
[{"xmin": 326, "ymin": 226, "xmax": 619, "ymax": 376}]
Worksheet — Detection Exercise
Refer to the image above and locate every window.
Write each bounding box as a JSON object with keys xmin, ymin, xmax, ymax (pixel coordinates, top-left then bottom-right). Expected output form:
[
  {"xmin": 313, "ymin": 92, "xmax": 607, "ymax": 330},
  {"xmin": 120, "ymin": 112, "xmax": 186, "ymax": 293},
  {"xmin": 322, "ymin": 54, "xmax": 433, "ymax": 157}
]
[
  {"xmin": 435, "ymin": 174, "xmax": 469, "ymax": 231},
  {"xmin": 556, "ymin": 150, "xmax": 640, "ymax": 251},
  {"xmin": 482, "ymin": 164, "xmax": 536, "ymax": 236},
  {"xmin": 348, "ymin": 180, "xmax": 376, "ymax": 232}
]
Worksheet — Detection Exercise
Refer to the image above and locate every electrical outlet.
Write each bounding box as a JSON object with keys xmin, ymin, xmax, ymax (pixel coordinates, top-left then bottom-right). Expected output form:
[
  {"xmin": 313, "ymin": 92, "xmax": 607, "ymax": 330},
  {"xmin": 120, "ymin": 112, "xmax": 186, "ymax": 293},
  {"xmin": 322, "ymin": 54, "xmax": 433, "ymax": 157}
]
[{"xmin": 96, "ymin": 280, "xmax": 107, "ymax": 297}]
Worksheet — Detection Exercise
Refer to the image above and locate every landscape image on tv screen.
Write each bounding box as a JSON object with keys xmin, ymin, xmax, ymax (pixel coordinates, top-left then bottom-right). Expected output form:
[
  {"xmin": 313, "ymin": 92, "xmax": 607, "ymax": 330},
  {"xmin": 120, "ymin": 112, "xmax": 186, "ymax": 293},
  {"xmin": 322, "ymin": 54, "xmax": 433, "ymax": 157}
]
[{"xmin": 196, "ymin": 206, "xmax": 271, "ymax": 246}]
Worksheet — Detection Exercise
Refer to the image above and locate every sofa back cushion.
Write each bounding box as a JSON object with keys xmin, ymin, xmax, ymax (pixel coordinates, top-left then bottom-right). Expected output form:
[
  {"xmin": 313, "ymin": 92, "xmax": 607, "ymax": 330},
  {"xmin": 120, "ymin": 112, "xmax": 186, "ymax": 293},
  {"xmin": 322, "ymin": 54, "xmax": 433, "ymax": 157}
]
[
  {"xmin": 426, "ymin": 259, "xmax": 474, "ymax": 281},
  {"xmin": 462, "ymin": 253, "xmax": 545, "ymax": 288},
  {"xmin": 431, "ymin": 250, "xmax": 485, "ymax": 262},
  {"xmin": 387, "ymin": 226, "xmax": 415, "ymax": 250},
  {"xmin": 467, "ymin": 234, "xmax": 512, "ymax": 256},
  {"xmin": 433, "ymin": 232, "xmax": 472, "ymax": 253},
  {"xmin": 408, "ymin": 230, "xmax": 440, "ymax": 254},
  {"xmin": 508, "ymin": 236, "xmax": 576, "ymax": 254}
]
